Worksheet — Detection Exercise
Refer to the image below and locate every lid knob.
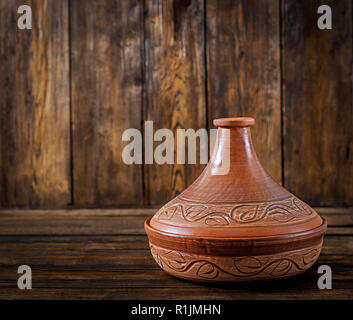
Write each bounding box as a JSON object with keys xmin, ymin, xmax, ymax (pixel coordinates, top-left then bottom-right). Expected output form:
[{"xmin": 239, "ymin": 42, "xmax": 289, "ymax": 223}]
[{"xmin": 213, "ymin": 117, "xmax": 255, "ymax": 127}]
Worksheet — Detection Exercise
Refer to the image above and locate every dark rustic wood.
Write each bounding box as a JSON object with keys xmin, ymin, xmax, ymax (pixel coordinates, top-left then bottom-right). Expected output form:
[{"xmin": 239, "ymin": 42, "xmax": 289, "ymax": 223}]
[
  {"xmin": 0, "ymin": 0, "xmax": 71, "ymax": 208},
  {"xmin": 0, "ymin": 207, "xmax": 351, "ymax": 235},
  {"xmin": 144, "ymin": 0, "xmax": 206, "ymax": 205},
  {"xmin": 317, "ymin": 207, "xmax": 353, "ymax": 227},
  {"xmin": 0, "ymin": 209, "xmax": 352, "ymax": 299},
  {"xmin": 70, "ymin": 0, "xmax": 144, "ymax": 206},
  {"xmin": 282, "ymin": 0, "xmax": 353, "ymax": 206},
  {"xmin": 206, "ymin": 0, "xmax": 281, "ymax": 183},
  {"xmin": 0, "ymin": 212, "xmax": 151, "ymax": 235},
  {"xmin": 0, "ymin": 1, "xmax": 352, "ymax": 209}
]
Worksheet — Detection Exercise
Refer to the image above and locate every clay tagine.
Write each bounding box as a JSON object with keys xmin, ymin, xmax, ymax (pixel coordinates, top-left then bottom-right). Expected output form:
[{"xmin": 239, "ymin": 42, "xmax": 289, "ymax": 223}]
[{"xmin": 145, "ymin": 117, "xmax": 327, "ymax": 282}]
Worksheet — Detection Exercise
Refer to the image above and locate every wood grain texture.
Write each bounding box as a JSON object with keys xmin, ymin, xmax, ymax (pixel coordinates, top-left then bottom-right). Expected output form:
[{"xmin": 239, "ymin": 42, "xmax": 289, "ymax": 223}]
[
  {"xmin": 206, "ymin": 0, "xmax": 281, "ymax": 183},
  {"xmin": 0, "ymin": 1, "xmax": 352, "ymax": 209},
  {"xmin": 0, "ymin": 210, "xmax": 352, "ymax": 299},
  {"xmin": 0, "ymin": 213, "xmax": 150, "ymax": 235},
  {"xmin": 0, "ymin": 0, "xmax": 71, "ymax": 208},
  {"xmin": 0, "ymin": 207, "xmax": 349, "ymax": 235},
  {"xmin": 144, "ymin": 0, "xmax": 206, "ymax": 205},
  {"xmin": 70, "ymin": 0, "xmax": 143, "ymax": 207},
  {"xmin": 282, "ymin": 0, "xmax": 353, "ymax": 206}
]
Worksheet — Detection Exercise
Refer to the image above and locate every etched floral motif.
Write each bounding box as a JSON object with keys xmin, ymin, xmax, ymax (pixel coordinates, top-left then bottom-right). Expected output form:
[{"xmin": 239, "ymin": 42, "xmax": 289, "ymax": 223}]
[
  {"xmin": 158, "ymin": 203, "xmax": 231, "ymax": 225},
  {"xmin": 231, "ymin": 197, "xmax": 312, "ymax": 223},
  {"xmin": 157, "ymin": 196, "xmax": 313, "ymax": 226},
  {"xmin": 150, "ymin": 243, "xmax": 321, "ymax": 281}
]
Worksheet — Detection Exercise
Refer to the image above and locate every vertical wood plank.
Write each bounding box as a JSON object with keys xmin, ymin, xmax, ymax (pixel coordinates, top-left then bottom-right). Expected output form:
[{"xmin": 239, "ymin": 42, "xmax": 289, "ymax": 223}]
[
  {"xmin": 206, "ymin": 0, "xmax": 281, "ymax": 183},
  {"xmin": 71, "ymin": 0, "xmax": 144, "ymax": 207},
  {"xmin": 282, "ymin": 0, "xmax": 353, "ymax": 206},
  {"xmin": 144, "ymin": 0, "xmax": 206, "ymax": 205},
  {"xmin": 0, "ymin": 0, "xmax": 71, "ymax": 208}
]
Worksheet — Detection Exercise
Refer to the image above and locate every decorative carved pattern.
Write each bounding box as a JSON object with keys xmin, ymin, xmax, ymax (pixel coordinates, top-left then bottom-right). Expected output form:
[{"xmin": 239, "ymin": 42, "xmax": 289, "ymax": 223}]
[
  {"xmin": 157, "ymin": 196, "xmax": 314, "ymax": 226},
  {"xmin": 150, "ymin": 243, "xmax": 321, "ymax": 281}
]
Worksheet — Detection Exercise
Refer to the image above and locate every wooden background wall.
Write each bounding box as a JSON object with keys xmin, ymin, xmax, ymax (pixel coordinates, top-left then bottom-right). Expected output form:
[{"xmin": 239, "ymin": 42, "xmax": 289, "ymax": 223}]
[{"xmin": 0, "ymin": 0, "xmax": 352, "ymax": 209}]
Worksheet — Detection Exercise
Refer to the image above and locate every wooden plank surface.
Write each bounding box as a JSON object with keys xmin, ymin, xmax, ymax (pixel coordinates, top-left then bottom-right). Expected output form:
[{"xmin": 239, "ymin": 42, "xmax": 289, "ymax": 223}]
[
  {"xmin": 282, "ymin": 0, "xmax": 353, "ymax": 206},
  {"xmin": 0, "ymin": 207, "xmax": 351, "ymax": 235},
  {"xmin": 0, "ymin": 209, "xmax": 352, "ymax": 299},
  {"xmin": 0, "ymin": 213, "xmax": 150, "ymax": 235},
  {"xmin": 0, "ymin": 1, "xmax": 352, "ymax": 209},
  {"xmin": 144, "ymin": 0, "xmax": 206, "ymax": 205},
  {"xmin": 0, "ymin": 235, "xmax": 352, "ymax": 299},
  {"xmin": 0, "ymin": 0, "xmax": 71, "ymax": 208},
  {"xmin": 206, "ymin": 0, "xmax": 281, "ymax": 183},
  {"xmin": 0, "ymin": 237, "xmax": 352, "ymax": 294},
  {"xmin": 70, "ymin": 0, "xmax": 144, "ymax": 207}
]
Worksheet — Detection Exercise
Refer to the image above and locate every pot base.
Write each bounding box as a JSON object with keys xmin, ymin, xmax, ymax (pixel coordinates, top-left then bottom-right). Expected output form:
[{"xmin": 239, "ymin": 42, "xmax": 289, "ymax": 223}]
[
  {"xmin": 145, "ymin": 217, "xmax": 326, "ymax": 282},
  {"xmin": 149, "ymin": 242, "xmax": 322, "ymax": 282}
]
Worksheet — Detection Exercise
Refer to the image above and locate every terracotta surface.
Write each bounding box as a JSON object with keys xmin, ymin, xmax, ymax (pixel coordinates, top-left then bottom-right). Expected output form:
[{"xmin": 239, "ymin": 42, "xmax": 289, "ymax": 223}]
[{"xmin": 145, "ymin": 117, "xmax": 327, "ymax": 282}]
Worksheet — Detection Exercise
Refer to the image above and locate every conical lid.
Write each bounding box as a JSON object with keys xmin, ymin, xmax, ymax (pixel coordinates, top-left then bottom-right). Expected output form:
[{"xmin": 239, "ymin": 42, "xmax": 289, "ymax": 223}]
[{"xmin": 150, "ymin": 117, "xmax": 324, "ymax": 238}]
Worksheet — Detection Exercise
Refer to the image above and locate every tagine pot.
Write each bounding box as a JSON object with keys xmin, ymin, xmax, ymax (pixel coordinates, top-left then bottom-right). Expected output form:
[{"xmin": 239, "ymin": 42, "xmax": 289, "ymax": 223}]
[{"xmin": 145, "ymin": 117, "xmax": 327, "ymax": 282}]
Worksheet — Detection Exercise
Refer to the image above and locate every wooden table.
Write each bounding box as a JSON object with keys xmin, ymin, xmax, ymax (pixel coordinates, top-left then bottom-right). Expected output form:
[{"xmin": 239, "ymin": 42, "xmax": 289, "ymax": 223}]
[{"xmin": 0, "ymin": 208, "xmax": 352, "ymax": 299}]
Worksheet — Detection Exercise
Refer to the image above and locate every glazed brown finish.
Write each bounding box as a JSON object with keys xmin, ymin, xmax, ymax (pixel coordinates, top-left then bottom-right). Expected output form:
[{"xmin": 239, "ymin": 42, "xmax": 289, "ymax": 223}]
[
  {"xmin": 0, "ymin": 0, "xmax": 71, "ymax": 208},
  {"xmin": 144, "ymin": 0, "xmax": 206, "ymax": 205},
  {"xmin": 282, "ymin": 0, "xmax": 353, "ymax": 206},
  {"xmin": 206, "ymin": 0, "xmax": 281, "ymax": 183},
  {"xmin": 146, "ymin": 117, "xmax": 326, "ymax": 282},
  {"xmin": 70, "ymin": 0, "xmax": 143, "ymax": 206}
]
